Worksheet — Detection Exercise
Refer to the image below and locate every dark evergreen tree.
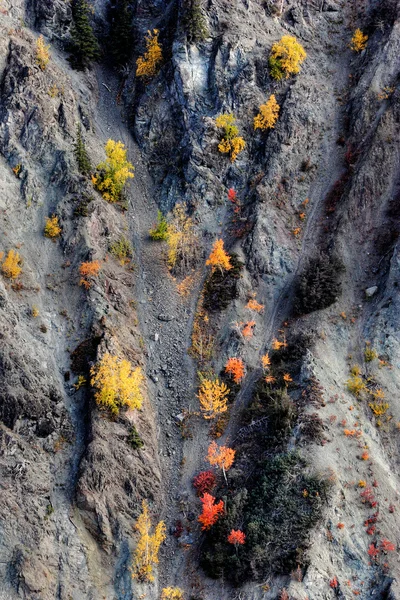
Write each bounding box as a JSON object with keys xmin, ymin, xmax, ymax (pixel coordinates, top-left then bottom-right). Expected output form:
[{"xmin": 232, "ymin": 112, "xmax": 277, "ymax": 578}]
[
  {"xmin": 74, "ymin": 124, "xmax": 91, "ymax": 175},
  {"xmin": 69, "ymin": 0, "xmax": 100, "ymax": 70},
  {"xmin": 183, "ymin": 0, "xmax": 208, "ymax": 44},
  {"xmin": 108, "ymin": 0, "xmax": 134, "ymax": 66}
]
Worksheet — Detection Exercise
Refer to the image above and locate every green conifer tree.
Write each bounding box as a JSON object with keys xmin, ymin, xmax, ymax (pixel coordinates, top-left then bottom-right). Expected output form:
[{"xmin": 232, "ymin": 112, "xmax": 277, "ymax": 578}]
[
  {"xmin": 74, "ymin": 124, "xmax": 91, "ymax": 175},
  {"xmin": 183, "ymin": 0, "xmax": 208, "ymax": 43},
  {"xmin": 109, "ymin": 0, "xmax": 134, "ymax": 66},
  {"xmin": 69, "ymin": 0, "xmax": 100, "ymax": 70}
]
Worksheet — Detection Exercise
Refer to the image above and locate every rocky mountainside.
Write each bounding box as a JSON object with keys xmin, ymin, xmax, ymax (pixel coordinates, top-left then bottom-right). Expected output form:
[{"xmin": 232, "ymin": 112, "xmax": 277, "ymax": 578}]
[{"xmin": 0, "ymin": 0, "xmax": 399, "ymax": 599}]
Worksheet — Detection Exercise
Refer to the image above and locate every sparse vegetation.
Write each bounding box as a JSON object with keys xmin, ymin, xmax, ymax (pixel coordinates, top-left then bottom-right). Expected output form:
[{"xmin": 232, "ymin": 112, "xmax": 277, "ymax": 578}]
[
  {"xmin": 166, "ymin": 203, "xmax": 200, "ymax": 273},
  {"xmin": 90, "ymin": 352, "xmax": 144, "ymax": 414},
  {"xmin": 131, "ymin": 500, "xmax": 166, "ymax": 582},
  {"xmin": 269, "ymin": 35, "xmax": 306, "ymax": 80},
  {"xmin": 136, "ymin": 29, "xmax": 162, "ymax": 79},
  {"xmin": 44, "ymin": 215, "xmax": 61, "ymax": 238},
  {"xmin": 149, "ymin": 210, "xmax": 168, "ymax": 241},
  {"xmin": 109, "ymin": 235, "xmax": 133, "ymax": 264},
  {"xmin": 215, "ymin": 114, "xmax": 246, "ymax": 162},
  {"xmin": 92, "ymin": 139, "xmax": 134, "ymax": 203}
]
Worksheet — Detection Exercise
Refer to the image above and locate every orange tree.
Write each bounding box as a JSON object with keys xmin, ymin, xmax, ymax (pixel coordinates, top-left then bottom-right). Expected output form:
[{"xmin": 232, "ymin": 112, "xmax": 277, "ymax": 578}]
[
  {"xmin": 207, "ymin": 440, "xmax": 235, "ymax": 483},
  {"xmin": 225, "ymin": 357, "xmax": 245, "ymax": 384},
  {"xmin": 198, "ymin": 493, "xmax": 224, "ymax": 530},
  {"xmin": 206, "ymin": 239, "xmax": 232, "ymax": 273}
]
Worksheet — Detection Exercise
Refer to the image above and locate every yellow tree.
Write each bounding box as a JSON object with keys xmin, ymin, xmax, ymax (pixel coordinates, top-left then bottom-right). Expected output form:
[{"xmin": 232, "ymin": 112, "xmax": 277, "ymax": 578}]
[
  {"xmin": 36, "ymin": 35, "xmax": 50, "ymax": 70},
  {"xmin": 44, "ymin": 215, "xmax": 61, "ymax": 238},
  {"xmin": 206, "ymin": 239, "xmax": 232, "ymax": 273},
  {"xmin": 1, "ymin": 250, "xmax": 22, "ymax": 279},
  {"xmin": 269, "ymin": 36, "xmax": 306, "ymax": 80},
  {"xmin": 197, "ymin": 378, "xmax": 229, "ymax": 419},
  {"xmin": 132, "ymin": 500, "xmax": 166, "ymax": 582},
  {"xmin": 136, "ymin": 29, "xmax": 163, "ymax": 79},
  {"xmin": 207, "ymin": 440, "xmax": 235, "ymax": 484},
  {"xmin": 350, "ymin": 29, "xmax": 368, "ymax": 52},
  {"xmin": 254, "ymin": 95, "xmax": 280, "ymax": 130},
  {"xmin": 166, "ymin": 204, "xmax": 199, "ymax": 272},
  {"xmin": 93, "ymin": 140, "xmax": 134, "ymax": 203},
  {"xmin": 90, "ymin": 352, "xmax": 144, "ymax": 414},
  {"xmin": 215, "ymin": 114, "xmax": 246, "ymax": 162}
]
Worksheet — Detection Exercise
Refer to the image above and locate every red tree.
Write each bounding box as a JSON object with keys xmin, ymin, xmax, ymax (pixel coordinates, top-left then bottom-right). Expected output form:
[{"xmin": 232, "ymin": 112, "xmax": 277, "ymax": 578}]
[
  {"xmin": 193, "ymin": 471, "xmax": 216, "ymax": 496},
  {"xmin": 198, "ymin": 493, "xmax": 224, "ymax": 530},
  {"xmin": 227, "ymin": 529, "xmax": 246, "ymax": 545}
]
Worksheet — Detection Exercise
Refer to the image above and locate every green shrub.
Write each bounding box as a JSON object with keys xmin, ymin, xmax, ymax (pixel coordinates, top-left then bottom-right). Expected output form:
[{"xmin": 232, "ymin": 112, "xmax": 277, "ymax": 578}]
[
  {"xmin": 149, "ymin": 210, "xmax": 169, "ymax": 241},
  {"xmin": 74, "ymin": 124, "xmax": 91, "ymax": 174},
  {"xmin": 127, "ymin": 425, "xmax": 144, "ymax": 449},
  {"xmin": 109, "ymin": 235, "xmax": 133, "ymax": 263}
]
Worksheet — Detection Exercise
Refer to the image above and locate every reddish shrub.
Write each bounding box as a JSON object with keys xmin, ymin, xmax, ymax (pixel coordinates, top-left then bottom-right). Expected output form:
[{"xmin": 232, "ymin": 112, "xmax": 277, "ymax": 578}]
[{"xmin": 193, "ymin": 471, "xmax": 216, "ymax": 496}]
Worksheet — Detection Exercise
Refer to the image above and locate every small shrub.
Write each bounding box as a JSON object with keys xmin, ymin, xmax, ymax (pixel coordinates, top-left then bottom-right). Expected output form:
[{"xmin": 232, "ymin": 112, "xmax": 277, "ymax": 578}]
[
  {"xmin": 44, "ymin": 215, "xmax": 61, "ymax": 238},
  {"xmin": 161, "ymin": 588, "xmax": 184, "ymax": 600},
  {"xmin": 254, "ymin": 95, "xmax": 280, "ymax": 130},
  {"xmin": 136, "ymin": 29, "xmax": 162, "ymax": 79},
  {"xmin": 269, "ymin": 35, "xmax": 306, "ymax": 80},
  {"xmin": 127, "ymin": 425, "xmax": 144, "ymax": 449},
  {"xmin": 1, "ymin": 249, "xmax": 22, "ymax": 279},
  {"xmin": 149, "ymin": 210, "xmax": 168, "ymax": 240},
  {"xmin": 31, "ymin": 305, "xmax": 39, "ymax": 318},
  {"xmin": 350, "ymin": 29, "xmax": 368, "ymax": 52},
  {"xmin": 109, "ymin": 235, "xmax": 133, "ymax": 264},
  {"xmin": 193, "ymin": 470, "xmax": 216, "ymax": 496},
  {"xmin": 90, "ymin": 352, "xmax": 144, "ymax": 414},
  {"xmin": 364, "ymin": 342, "xmax": 378, "ymax": 362},
  {"xmin": 215, "ymin": 114, "xmax": 246, "ymax": 162},
  {"xmin": 79, "ymin": 260, "xmax": 100, "ymax": 288},
  {"xmin": 36, "ymin": 35, "xmax": 50, "ymax": 70},
  {"xmin": 92, "ymin": 139, "xmax": 134, "ymax": 203}
]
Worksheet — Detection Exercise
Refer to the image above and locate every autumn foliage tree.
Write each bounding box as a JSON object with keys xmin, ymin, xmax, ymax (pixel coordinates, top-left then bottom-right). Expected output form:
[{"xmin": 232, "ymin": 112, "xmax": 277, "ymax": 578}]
[
  {"xmin": 193, "ymin": 470, "xmax": 217, "ymax": 496},
  {"xmin": 254, "ymin": 95, "xmax": 280, "ymax": 130},
  {"xmin": 225, "ymin": 357, "xmax": 245, "ymax": 384},
  {"xmin": 269, "ymin": 35, "xmax": 306, "ymax": 80},
  {"xmin": 79, "ymin": 260, "xmax": 100, "ymax": 288},
  {"xmin": 165, "ymin": 204, "xmax": 199, "ymax": 272},
  {"xmin": 44, "ymin": 215, "xmax": 61, "ymax": 238},
  {"xmin": 136, "ymin": 29, "xmax": 163, "ymax": 79},
  {"xmin": 206, "ymin": 239, "xmax": 232, "ymax": 273},
  {"xmin": 227, "ymin": 529, "xmax": 246, "ymax": 546},
  {"xmin": 350, "ymin": 29, "xmax": 368, "ymax": 52},
  {"xmin": 215, "ymin": 114, "xmax": 246, "ymax": 162},
  {"xmin": 207, "ymin": 440, "xmax": 235, "ymax": 483},
  {"xmin": 131, "ymin": 500, "xmax": 166, "ymax": 582},
  {"xmin": 36, "ymin": 35, "xmax": 50, "ymax": 70},
  {"xmin": 161, "ymin": 588, "xmax": 184, "ymax": 600},
  {"xmin": 90, "ymin": 352, "xmax": 144, "ymax": 414},
  {"xmin": 93, "ymin": 139, "xmax": 134, "ymax": 203},
  {"xmin": 197, "ymin": 378, "xmax": 230, "ymax": 419},
  {"xmin": 1, "ymin": 250, "xmax": 22, "ymax": 279},
  {"xmin": 198, "ymin": 493, "xmax": 224, "ymax": 530}
]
